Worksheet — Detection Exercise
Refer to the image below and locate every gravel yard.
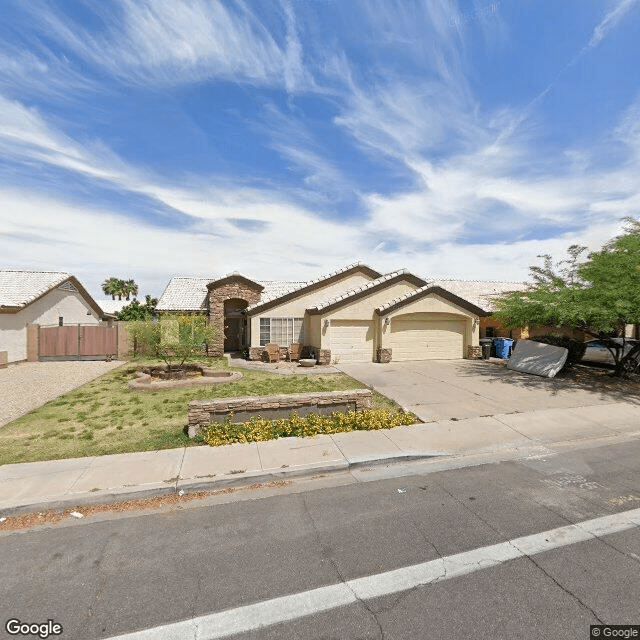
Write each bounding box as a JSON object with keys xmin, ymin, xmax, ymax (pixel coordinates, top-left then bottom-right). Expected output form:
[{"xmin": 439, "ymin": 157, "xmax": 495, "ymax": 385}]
[{"xmin": 0, "ymin": 361, "xmax": 125, "ymax": 427}]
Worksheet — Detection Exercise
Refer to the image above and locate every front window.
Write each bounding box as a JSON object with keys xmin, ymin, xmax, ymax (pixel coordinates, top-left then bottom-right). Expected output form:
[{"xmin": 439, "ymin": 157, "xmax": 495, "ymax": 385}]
[{"xmin": 259, "ymin": 317, "xmax": 304, "ymax": 346}]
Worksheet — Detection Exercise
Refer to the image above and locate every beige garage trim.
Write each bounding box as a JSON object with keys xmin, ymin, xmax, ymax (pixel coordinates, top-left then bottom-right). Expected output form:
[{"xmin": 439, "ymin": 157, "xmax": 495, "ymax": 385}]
[
  {"xmin": 389, "ymin": 313, "xmax": 465, "ymax": 360},
  {"xmin": 330, "ymin": 320, "xmax": 375, "ymax": 363}
]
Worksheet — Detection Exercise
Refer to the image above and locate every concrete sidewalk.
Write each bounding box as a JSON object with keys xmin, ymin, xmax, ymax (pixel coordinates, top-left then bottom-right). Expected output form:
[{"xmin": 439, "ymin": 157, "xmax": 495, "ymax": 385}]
[{"xmin": 2, "ymin": 400, "xmax": 640, "ymax": 516}]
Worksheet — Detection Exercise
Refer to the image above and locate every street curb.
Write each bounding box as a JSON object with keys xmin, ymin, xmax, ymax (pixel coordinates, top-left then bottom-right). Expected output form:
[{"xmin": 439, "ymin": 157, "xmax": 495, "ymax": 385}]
[{"xmin": 0, "ymin": 454, "xmax": 442, "ymax": 517}]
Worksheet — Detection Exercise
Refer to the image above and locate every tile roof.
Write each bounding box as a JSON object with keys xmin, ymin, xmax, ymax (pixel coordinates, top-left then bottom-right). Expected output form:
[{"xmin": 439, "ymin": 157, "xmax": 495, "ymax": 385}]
[
  {"xmin": 245, "ymin": 261, "xmax": 378, "ymax": 312},
  {"xmin": 156, "ymin": 276, "xmax": 305, "ymax": 312},
  {"xmin": 95, "ymin": 299, "xmax": 133, "ymax": 314},
  {"xmin": 0, "ymin": 270, "xmax": 71, "ymax": 308},
  {"xmin": 427, "ymin": 279, "xmax": 530, "ymax": 312},
  {"xmin": 375, "ymin": 285, "xmax": 487, "ymax": 316},
  {"xmin": 308, "ymin": 269, "xmax": 419, "ymax": 312}
]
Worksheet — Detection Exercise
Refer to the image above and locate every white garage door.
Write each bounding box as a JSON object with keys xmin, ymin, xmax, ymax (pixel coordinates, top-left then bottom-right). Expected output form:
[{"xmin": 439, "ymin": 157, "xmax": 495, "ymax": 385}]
[
  {"xmin": 330, "ymin": 320, "xmax": 375, "ymax": 363},
  {"xmin": 389, "ymin": 314, "xmax": 465, "ymax": 360}
]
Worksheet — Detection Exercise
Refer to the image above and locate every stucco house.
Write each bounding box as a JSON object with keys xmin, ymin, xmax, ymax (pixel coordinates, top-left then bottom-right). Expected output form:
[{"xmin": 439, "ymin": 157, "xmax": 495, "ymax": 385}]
[
  {"xmin": 156, "ymin": 263, "xmax": 489, "ymax": 364},
  {"xmin": 0, "ymin": 270, "xmax": 109, "ymax": 363}
]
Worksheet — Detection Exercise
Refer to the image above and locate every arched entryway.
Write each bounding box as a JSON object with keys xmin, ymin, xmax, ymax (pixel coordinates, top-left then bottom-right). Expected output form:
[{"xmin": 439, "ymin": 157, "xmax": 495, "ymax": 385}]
[{"xmin": 224, "ymin": 298, "xmax": 248, "ymax": 352}]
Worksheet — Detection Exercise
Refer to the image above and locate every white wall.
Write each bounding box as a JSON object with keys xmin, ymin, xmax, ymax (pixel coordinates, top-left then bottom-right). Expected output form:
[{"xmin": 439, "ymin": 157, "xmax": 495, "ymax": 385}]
[{"xmin": 0, "ymin": 288, "xmax": 101, "ymax": 362}]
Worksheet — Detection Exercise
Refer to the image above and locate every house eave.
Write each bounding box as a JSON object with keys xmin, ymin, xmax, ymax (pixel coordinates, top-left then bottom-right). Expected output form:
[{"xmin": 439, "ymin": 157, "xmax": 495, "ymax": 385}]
[{"xmin": 246, "ymin": 264, "xmax": 383, "ymax": 317}]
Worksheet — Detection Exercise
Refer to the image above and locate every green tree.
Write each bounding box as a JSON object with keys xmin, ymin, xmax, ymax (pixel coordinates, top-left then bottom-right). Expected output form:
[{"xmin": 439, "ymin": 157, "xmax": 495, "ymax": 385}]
[
  {"xmin": 101, "ymin": 277, "xmax": 121, "ymax": 300},
  {"xmin": 128, "ymin": 315, "xmax": 218, "ymax": 370},
  {"xmin": 493, "ymin": 218, "xmax": 640, "ymax": 376},
  {"xmin": 116, "ymin": 295, "xmax": 157, "ymax": 321},
  {"xmin": 123, "ymin": 279, "xmax": 139, "ymax": 301}
]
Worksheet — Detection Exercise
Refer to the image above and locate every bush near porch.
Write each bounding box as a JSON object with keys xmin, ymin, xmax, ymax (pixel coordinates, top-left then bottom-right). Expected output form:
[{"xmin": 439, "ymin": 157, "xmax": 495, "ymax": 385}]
[{"xmin": 0, "ymin": 357, "xmax": 400, "ymax": 466}]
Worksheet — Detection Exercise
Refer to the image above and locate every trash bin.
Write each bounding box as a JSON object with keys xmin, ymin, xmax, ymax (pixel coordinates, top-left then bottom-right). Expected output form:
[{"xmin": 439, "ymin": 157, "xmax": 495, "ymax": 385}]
[
  {"xmin": 479, "ymin": 338, "xmax": 493, "ymax": 359},
  {"xmin": 494, "ymin": 337, "xmax": 514, "ymax": 358}
]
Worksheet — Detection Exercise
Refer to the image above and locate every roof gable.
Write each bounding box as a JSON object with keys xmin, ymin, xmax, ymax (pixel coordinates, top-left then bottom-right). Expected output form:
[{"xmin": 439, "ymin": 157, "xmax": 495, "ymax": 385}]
[
  {"xmin": 307, "ymin": 270, "xmax": 427, "ymax": 315},
  {"xmin": 246, "ymin": 262, "xmax": 382, "ymax": 315},
  {"xmin": 206, "ymin": 273, "xmax": 264, "ymax": 291},
  {"xmin": 376, "ymin": 285, "xmax": 488, "ymax": 317},
  {"xmin": 0, "ymin": 270, "xmax": 70, "ymax": 309},
  {"xmin": 0, "ymin": 270, "xmax": 107, "ymax": 318}
]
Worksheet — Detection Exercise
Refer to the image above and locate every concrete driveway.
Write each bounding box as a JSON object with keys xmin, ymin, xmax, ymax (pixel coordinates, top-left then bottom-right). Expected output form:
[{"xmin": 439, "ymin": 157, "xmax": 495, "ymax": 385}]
[{"xmin": 336, "ymin": 359, "xmax": 630, "ymax": 422}]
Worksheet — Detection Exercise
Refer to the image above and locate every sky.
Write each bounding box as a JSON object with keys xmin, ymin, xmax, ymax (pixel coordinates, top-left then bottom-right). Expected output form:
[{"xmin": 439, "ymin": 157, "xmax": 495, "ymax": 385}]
[{"xmin": 1, "ymin": 0, "xmax": 640, "ymax": 300}]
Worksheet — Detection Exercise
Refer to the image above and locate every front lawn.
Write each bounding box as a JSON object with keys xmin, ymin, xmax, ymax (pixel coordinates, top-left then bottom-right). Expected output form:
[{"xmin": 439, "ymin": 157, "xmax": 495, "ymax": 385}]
[{"xmin": 0, "ymin": 357, "xmax": 399, "ymax": 465}]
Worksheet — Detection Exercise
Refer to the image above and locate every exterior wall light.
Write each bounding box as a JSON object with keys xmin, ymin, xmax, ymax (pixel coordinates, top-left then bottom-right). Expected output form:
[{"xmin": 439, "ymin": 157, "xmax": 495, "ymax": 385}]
[
  {"xmin": 324, "ymin": 319, "xmax": 330, "ymax": 330},
  {"xmin": 384, "ymin": 317, "xmax": 391, "ymax": 326}
]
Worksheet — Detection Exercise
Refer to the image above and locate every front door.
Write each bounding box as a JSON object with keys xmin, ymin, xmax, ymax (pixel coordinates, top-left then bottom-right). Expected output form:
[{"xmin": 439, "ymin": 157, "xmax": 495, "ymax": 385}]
[{"xmin": 224, "ymin": 316, "xmax": 243, "ymax": 351}]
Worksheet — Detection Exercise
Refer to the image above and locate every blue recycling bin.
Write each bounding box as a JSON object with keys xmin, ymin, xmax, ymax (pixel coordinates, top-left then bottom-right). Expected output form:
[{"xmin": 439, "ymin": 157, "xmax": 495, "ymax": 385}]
[{"xmin": 494, "ymin": 337, "xmax": 514, "ymax": 358}]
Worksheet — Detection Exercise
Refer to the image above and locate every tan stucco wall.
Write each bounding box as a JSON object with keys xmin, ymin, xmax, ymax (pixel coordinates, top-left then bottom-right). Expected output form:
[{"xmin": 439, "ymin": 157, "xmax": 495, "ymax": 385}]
[
  {"xmin": 0, "ymin": 288, "xmax": 101, "ymax": 362},
  {"xmin": 379, "ymin": 293, "xmax": 479, "ymax": 350},
  {"xmin": 317, "ymin": 281, "xmax": 419, "ymax": 351},
  {"xmin": 308, "ymin": 315, "xmax": 322, "ymax": 349},
  {"xmin": 249, "ymin": 272, "xmax": 374, "ymax": 347}
]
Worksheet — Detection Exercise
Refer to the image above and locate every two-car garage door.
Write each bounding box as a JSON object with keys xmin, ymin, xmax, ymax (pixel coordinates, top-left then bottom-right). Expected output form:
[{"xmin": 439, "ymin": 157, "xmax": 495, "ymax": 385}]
[
  {"xmin": 389, "ymin": 313, "xmax": 465, "ymax": 361},
  {"xmin": 329, "ymin": 314, "xmax": 466, "ymax": 362}
]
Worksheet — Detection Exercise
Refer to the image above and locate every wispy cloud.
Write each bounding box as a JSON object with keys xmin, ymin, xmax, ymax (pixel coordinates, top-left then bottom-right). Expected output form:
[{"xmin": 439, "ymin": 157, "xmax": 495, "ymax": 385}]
[
  {"xmin": 588, "ymin": 0, "xmax": 640, "ymax": 48},
  {"xmin": 25, "ymin": 0, "xmax": 312, "ymax": 91}
]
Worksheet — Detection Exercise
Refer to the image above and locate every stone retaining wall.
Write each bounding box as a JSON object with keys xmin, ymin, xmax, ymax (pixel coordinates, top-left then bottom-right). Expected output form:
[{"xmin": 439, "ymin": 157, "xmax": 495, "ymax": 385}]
[{"xmin": 188, "ymin": 388, "xmax": 373, "ymax": 437}]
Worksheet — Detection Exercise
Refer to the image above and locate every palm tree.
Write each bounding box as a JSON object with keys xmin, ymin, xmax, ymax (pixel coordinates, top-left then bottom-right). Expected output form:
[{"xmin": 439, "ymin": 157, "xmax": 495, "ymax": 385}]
[
  {"xmin": 124, "ymin": 279, "xmax": 139, "ymax": 301},
  {"xmin": 101, "ymin": 277, "xmax": 120, "ymax": 300}
]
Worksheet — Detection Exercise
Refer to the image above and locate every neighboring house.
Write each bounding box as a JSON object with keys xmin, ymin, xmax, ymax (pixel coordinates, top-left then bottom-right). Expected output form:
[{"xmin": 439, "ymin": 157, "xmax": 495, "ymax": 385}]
[
  {"xmin": 429, "ymin": 280, "xmax": 530, "ymax": 338},
  {"xmin": 95, "ymin": 298, "xmax": 132, "ymax": 316},
  {"xmin": 0, "ymin": 270, "xmax": 110, "ymax": 363},
  {"xmin": 157, "ymin": 263, "xmax": 487, "ymax": 363}
]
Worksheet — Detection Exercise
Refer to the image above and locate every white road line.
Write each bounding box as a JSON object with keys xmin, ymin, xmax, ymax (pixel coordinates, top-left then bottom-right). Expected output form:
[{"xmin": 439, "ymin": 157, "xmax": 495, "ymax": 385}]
[{"xmin": 108, "ymin": 507, "xmax": 640, "ymax": 640}]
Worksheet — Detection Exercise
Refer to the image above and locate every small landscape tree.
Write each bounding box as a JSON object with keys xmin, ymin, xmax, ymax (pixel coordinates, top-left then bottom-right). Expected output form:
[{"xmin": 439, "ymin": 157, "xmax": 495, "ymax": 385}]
[
  {"xmin": 493, "ymin": 217, "xmax": 640, "ymax": 376},
  {"xmin": 128, "ymin": 314, "xmax": 218, "ymax": 370}
]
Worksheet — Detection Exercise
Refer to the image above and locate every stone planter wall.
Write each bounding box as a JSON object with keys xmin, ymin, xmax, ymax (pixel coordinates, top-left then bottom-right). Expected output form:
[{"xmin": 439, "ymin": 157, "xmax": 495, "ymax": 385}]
[{"xmin": 188, "ymin": 389, "xmax": 372, "ymax": 437}]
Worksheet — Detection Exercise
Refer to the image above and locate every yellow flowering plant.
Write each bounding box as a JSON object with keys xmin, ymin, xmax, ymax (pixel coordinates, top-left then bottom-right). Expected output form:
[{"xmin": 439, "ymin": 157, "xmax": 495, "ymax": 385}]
[{"xmin": 200, "ymin": 409, "xmax": 416, "ymax": 446}]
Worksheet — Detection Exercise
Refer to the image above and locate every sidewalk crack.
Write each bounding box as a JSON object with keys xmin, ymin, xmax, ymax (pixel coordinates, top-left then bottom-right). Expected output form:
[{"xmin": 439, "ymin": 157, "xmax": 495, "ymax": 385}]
[{"xmin": 175, "ymin": 447, "xmax": 187, "ymax": 491}]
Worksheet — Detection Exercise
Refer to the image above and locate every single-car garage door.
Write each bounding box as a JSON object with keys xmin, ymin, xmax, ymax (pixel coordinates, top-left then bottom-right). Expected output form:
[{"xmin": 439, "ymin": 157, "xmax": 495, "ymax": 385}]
[
  {"xmin": 389, "ymin": 313, "xmax": 465, "ymax": 360},
  {"xmin": 330, "ymin": 320, "xmax": 375, "ymax": 363}
]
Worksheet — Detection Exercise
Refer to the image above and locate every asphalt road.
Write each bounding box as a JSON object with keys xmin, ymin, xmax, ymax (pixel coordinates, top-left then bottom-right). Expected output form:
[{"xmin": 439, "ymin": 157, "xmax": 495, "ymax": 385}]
[{"xmin": 1, "ymin": 438, "xmax": 639, "ymax": 640}]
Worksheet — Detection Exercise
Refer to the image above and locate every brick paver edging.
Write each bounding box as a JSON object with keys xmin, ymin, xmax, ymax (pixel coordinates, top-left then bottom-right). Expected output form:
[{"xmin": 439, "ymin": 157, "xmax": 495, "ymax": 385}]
[{"xmin": 188, "ymin": 389, "xmax": 373, "ymax": 437}]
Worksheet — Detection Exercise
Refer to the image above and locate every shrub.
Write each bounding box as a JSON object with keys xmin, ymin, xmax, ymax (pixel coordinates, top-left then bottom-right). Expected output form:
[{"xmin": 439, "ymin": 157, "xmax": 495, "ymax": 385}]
[
  {"xmin": 200, "ymin": 409, "xmax": 417, "ymax": 446},
  {"xmin": 128, "ymin": 315, "xmax": 218, "ymax": 369},
  {"xmin": 529, "ymin": 334, "xmax": 587, "ymax": 368}
]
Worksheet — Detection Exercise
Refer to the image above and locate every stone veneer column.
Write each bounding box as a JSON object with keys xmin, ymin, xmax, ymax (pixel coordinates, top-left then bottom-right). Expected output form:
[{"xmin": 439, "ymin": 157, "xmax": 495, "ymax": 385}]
[{"xmin": 207, "ymin": 279, "xmax": 262, "ymax": 357}]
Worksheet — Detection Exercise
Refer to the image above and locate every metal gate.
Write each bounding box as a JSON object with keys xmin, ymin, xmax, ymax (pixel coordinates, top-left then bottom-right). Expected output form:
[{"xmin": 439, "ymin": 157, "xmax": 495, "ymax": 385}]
[{"xmin": 39, "ymin": 325, "xmax": 117, "ymax": 361}]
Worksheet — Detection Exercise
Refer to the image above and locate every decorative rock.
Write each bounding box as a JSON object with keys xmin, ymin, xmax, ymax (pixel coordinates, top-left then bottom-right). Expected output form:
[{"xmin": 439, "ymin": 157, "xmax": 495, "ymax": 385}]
[
  {"xmin": 299, "ymin": 359, "xmax": 316, "ymax": 367},
  {"xmin": 377, "ymin": 347, "xmax": 392, "ymax": 363},
  {"xmin": 507, "ymin": 339, "xmax": 568, "ymax": 378}
]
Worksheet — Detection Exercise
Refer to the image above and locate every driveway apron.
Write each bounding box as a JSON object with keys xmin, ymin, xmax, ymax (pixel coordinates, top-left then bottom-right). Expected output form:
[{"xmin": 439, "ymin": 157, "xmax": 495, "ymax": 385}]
[{"xmin": 335, "ymin": 360, "xmax": 619, "ymax": 422}]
